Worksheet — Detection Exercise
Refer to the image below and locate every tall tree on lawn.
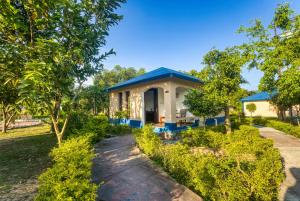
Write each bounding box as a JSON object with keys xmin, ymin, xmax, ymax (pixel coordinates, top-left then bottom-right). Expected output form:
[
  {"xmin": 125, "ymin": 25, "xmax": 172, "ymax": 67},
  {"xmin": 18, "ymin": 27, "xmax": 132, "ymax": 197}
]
[{"xmin": 0, "ymin": 0, "xmax": 125, "ymax": 144}]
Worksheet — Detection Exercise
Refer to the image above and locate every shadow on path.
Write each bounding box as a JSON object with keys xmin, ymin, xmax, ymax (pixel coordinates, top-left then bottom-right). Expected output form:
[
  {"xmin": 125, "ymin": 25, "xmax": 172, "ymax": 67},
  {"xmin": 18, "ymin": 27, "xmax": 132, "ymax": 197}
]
[
  {"xmin": 284, "ymin": 167, "xmax": 300, "ymax": 201},
  {"xmin": 92, "ymin": 135, "xmax": 202, "ymax": 201}
]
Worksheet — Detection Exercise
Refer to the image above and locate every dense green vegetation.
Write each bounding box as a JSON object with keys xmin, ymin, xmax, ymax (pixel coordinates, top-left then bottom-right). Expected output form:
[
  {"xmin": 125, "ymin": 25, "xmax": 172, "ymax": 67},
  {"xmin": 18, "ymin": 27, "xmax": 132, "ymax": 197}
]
[
  {"xmin": 35, "ymin": 114, "xmax": 131, "ymax": 200},
  {"xmin": 239, "ymin": 3, "xmax": 300, "ymax": 121},
  {"xmin": 134, "ymin": 125, "xmax": 284, "ymax": 201},
  {"xmin": 35, "ymin": 134, "xmax": 97, "ymax": 201},
  {"xmin": 0, "ymin": 0, "xmax": 125, "ymax": 146},
  {"xmin": 252, "ymin": 117, "xmax": 300, "ymax": 138}
]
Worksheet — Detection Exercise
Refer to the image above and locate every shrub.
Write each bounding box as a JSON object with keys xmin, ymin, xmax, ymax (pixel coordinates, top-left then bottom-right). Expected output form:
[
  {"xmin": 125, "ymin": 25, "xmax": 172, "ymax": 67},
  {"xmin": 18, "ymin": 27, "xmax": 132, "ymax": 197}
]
[
  {"xmin": 135, "ymin": 125, "xmax": 284, "ymax": 200},
  {"xmin": 252, "ymin": 116, "xmax": 268, "ymax": 126},
  {"xmin": 134, "ymin": 125, "xmax": 161, "ymax": 157},
  {"xmin": 35, "ymin": 135, "xmax": 97, "ymax": 201},
  {"xmin": 267, "ymin": 120, "xmax": 300, "ymax": 138},
  {"xmin": 107, "ymin": 124, "xmax": 132, "ymax": 135},
  {"xmin": 63, "ymin": 111, "xmax": 90, "ymax": 138},
  {"xmin": 181, "ymin": 128, "xmax": 225, "ymax": 148},
  {"xmin": 82, "ymin": 114, "xmax": 109, "ymax": 142}
]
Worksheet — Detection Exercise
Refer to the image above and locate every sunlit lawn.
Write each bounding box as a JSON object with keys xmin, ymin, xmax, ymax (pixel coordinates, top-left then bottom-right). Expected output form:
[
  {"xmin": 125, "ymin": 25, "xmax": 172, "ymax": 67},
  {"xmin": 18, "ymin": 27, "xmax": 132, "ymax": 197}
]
[{"xmin": 0, "ymin": 124, "xmax": 56, "ymax": 193}]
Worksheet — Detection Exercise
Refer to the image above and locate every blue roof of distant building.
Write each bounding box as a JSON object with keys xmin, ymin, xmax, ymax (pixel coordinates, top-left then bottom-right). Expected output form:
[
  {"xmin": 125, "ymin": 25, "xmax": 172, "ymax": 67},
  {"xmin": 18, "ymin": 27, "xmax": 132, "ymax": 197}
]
[
  {"xmin": 108, "ymin": 67, "xmax": 202, "ymax": 91},
  {"xmin": 241, "ymin": 91, "xmax": 275, "ymax": 102}
]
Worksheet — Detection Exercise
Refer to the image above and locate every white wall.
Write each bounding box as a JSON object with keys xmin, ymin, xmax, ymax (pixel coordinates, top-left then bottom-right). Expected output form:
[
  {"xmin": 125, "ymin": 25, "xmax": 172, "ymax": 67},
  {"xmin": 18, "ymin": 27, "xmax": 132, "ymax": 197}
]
[
  {"xmin": 109, "ymin": 77, "xmax": 201, "ymax": 123},
  {"xmin": 158, "ymin": 88, "xmax": 165, "ymax": 118},
  {"xmin": 243, "ymin": 101, "xmax": 278, "ymax": 117}
]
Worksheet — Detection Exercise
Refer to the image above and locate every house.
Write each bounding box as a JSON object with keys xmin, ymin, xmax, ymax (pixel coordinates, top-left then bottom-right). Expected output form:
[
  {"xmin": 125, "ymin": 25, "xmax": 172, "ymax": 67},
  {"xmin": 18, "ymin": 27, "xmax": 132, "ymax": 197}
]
[
  {"xmin": 108, "ymin": 67, "xmax": 224, "ymax": 133},
  {"xmin": 241, "ymin": 91, "xmax": 298, "ymax": 117}
]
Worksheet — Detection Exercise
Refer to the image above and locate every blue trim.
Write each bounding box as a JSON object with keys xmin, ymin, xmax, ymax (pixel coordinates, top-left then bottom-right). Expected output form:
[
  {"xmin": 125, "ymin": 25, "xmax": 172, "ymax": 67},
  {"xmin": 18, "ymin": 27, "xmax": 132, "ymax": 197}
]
[
  {"xmin": 109, "ymin": 118, "xmax": 211, "ymax": 134},
  {"xmin": 164, "ymin": 122, "xmax": 177, "ymax": 131},
  {"xmin": 109, "ymin": 118, "xmax": 142, "ymax": 128},
  {"xmin": 205, "ymin": 117, "xmax": 225, "ymax": 126},
  {"xmin": 108, "ymin": 67, "xmax": 202, "ymax": 91}
]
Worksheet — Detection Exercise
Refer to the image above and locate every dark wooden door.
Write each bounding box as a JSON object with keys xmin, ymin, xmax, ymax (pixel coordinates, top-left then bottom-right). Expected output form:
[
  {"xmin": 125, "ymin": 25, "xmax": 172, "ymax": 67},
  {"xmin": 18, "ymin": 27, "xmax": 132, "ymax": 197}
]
[{"xmin": 145, "ymin": 88, "xmax": 159, "ymax": 123}]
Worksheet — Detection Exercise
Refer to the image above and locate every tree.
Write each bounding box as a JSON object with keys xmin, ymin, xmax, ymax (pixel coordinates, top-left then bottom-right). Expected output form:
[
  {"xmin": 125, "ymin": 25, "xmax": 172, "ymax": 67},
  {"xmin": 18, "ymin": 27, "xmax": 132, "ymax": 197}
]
[
  {"xmin": 0, "ymin": 42, "xmax": 24, "ymax": 133},
  {"xmin": 77, "ymin": 85, "xmax": 108, "ymax": 115},
  {"xmin": 201, "ymin": 47, "xmax": 248, "ymax": 133},
  {"xmin": 246, "ymin": 103, "xmax": 256, "ymax": 125},
  {"xmin": 238, "ymin": 3, "xmax": 300, "ymax": 121},
  {"xmin": 184, "ymin": 88, "xmax": 222, "ymax": 129},
  {"xmin": 94, "ymin": 65, "xmax": 146, "ymax": 88},
  {"xmin": 0, "ymin": 0, "xmax": 125, "ymax": 145},
  {"xmin": 92, "ymin": 65, "xmax": 145, "ymax": 115}
]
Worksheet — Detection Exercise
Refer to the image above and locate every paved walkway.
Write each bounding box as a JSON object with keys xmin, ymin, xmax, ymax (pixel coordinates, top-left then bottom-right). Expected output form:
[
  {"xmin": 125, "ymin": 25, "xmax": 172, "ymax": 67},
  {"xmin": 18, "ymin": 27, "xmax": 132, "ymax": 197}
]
[
  {"xmin": 92, "ymin": 135, "xmax": 202, "ymax": 201},
  {"xmin": 259, "ymin": 127, "xmax": 300, "ymax": 201}
]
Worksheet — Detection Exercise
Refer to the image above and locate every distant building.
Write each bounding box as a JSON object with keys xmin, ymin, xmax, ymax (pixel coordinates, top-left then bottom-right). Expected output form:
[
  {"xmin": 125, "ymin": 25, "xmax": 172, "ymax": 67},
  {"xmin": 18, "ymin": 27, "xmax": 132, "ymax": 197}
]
[{"xmin": 241, "ymin": 91, "xmax": 298, "ymax": 117}]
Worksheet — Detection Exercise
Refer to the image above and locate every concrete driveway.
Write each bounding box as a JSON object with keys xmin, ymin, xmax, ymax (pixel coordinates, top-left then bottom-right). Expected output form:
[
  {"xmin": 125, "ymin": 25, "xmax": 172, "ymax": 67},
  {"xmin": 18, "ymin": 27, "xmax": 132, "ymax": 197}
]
[
  {"xmin": 259, "ymin": 127, "xmax": 300, "ymax": 201},
  {"xmin": 92, "ymin": 135, "xmax": 202, "ymax": 201}
]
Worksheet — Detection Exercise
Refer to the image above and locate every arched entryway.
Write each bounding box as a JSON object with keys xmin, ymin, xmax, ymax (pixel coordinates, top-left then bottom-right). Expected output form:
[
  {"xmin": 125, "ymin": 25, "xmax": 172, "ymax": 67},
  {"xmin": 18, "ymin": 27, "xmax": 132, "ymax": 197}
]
[{"xmin": 144, "ymin": 87, "xmax": 164, "ymax": 124}]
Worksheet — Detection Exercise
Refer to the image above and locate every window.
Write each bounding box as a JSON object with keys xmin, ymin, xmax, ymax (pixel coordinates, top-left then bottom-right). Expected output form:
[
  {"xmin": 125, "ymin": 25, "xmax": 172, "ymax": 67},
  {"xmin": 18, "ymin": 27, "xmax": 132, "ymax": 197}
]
[
  {"xmin": 126, "ymin": 91, "xmax": 130, "ymax": 116},
  {"xmin": 118, "ymin": 92, "xmax": 123, "ymax": 111}
]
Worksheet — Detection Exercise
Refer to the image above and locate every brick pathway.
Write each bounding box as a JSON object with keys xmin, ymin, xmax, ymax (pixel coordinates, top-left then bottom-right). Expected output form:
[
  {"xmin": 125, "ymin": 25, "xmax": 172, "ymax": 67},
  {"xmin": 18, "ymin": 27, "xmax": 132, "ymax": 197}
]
[
  {"xmin": 259, "ymin": 127, "xmax": 300, "ymax": 201},
  {"xmin": 92, "ymin": 135, "xmax": 202, "ymax": 201}
]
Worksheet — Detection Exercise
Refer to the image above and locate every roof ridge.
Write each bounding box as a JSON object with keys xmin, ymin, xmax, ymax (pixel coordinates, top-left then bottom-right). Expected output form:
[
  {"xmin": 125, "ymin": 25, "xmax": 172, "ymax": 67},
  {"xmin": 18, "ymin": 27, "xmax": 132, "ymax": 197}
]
[{"xmin": 108, "ymin": 67, "xmax": 202, "ymax": 91}]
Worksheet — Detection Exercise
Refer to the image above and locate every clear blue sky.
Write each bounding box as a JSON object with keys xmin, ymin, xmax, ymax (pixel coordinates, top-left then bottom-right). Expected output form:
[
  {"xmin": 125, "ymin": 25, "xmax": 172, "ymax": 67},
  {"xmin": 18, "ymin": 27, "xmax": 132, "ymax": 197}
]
[{"xmin": 99, "ymin": 0, "xmax": 300, "ymax": 91}]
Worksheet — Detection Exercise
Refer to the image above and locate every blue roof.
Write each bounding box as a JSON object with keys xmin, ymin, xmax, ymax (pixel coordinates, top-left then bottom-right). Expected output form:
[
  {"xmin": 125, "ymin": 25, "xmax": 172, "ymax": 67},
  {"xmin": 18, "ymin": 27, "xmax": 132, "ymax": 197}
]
[
  {"xmin": 241, "ymin": 91, "xmax": 274, "ymax": 102},
  {"xmin": 108, "ymin": 67, "xmax": 202, "ymax": 91}
]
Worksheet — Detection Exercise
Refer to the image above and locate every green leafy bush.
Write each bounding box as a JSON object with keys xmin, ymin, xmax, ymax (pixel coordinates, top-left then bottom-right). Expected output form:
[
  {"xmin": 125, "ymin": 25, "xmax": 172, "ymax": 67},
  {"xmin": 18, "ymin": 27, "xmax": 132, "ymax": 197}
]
[
  {"xmin": 35, "ymin": 135, "xmax": 97, "ymax": 201},
  {"xmin": 252, "ymin": 116, "xmax": 268, "ymax": 126},
  {"xmin": 134, "ymin": 125, "xmax": 161, "ymax": 157},
  {"xmin": 135, "ymin": 125, "xmax": 284, "ymax": 200},
  {"xmin": 107, "ymin": 124, "xmax": 132, "ymax": 135},
  {"xmin": 63, "ymin": 111, "xmax": 90, "ymax": 138},
  {"xmin": 246, "ymin": 116, "xmax": 300, "ymax": 139},
  {"xmin": 114, "ymin": 110, "xmax": 129, "ymax": 119},
  {"xmin": 181, "ymin": 128, "xmax": 225, "ymax": 148},
  {"xmin": 82, "ymin": 114, "xmax": 109, "ymax": 142},
  {"xmin": 267, "ymin": 120, "xmax": 300, "ymax": 138}
]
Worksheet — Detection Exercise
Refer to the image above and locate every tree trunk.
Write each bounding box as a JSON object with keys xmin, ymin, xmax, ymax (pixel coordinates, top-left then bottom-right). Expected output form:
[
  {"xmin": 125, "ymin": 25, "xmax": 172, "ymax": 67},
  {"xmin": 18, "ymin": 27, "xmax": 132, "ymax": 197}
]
[
  {"xmin": 50, "ymin": 113, "xmax": 69, "ymax": 147},
  {"xmin": 2, "ymin": 111, "xmax": 6, "ymax": 133},
  {"xmin": 289, "ymin": 107, "xmax": 293, "ymax": 124},
  {"xmin": 224, "ymin": 107, "xmax": 232, "ymax": 134}
]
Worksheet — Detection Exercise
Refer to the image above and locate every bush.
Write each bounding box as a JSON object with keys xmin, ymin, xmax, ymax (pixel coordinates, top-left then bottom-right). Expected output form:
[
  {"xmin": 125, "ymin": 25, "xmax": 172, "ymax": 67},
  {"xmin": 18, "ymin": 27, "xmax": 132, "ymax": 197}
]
[
  {"xmin": 181, "ymin": 128, "xmax": 225, "ymax": 148},
  {"xmin": 82, "ymin": 114, "xmax": 109, "ymax": 142},
  {"xmin": 252, "ymin": 116, "xmax": 268, "ymax": 126},
  {"xmin": 107, "ymin": 124, "xmax": 132, "ymax": 135},
  {"xmin": 35, "ymin": 134, "xmax": 97, "ymax": 201},
  {"xmin": 135, "ymin": 125, "xmax": 284, "ymax": 200},
  {"xmin": 63, "ymin": 111, "xmax": 90, "ymax": 138},
  {"xmin": 245, "ymin": 116, "xmax": 300, "ymax": 139},
  {"xmin": 134, "ymin": 125, "xmax": 161, "ymax": 157},
  {"xmin": 267, "ymin": 120, "xmax": 300, "ymax": 138}
]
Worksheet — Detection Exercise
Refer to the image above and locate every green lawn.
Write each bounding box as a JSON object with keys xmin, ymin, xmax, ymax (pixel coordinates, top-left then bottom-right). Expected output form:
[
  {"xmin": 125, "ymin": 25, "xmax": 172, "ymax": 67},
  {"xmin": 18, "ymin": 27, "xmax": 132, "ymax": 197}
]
[{"xmin": 0, "ymin": 124, "xmax": 56, "ymax": 193}]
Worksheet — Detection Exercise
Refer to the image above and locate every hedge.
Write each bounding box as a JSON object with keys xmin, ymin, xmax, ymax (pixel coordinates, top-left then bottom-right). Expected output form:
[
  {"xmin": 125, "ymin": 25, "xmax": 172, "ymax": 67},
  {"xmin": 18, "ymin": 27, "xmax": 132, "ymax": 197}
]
[
  {"xmin": 36, "ymin": 113, "xmax": 135, "ymax": 200},
  {"xmin": 251, "ymin": 116, "xmax": 300, "ymax": 139},
  {"xmin": 135, "ymin": 125, "xmax": 284, "ymax": 201},
  {"xmin": 35, "ymin": 134, "xmax": 97, "ymax": 201},
  {"xmin": 267, "ymin": 120, "xmax": 300, "ymax": 138},
  {"xmin": 35, "ymin": 114, "xmax": 111, "ymax": 201}
]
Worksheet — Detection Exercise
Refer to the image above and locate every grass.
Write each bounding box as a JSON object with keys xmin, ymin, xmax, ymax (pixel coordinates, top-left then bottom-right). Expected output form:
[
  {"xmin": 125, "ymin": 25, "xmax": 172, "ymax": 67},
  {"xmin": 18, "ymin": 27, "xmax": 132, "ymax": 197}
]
[{"xmin": 0, "ymin": 124, "xmax": 56, "ymax": 193}]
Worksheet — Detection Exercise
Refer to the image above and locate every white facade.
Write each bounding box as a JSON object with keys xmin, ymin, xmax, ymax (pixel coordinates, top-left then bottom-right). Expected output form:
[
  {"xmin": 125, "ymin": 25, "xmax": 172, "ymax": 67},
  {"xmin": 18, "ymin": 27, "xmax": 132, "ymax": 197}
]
[{"xmin": 109, "ymin": 77, "xmax": 200, "ymax": 125}]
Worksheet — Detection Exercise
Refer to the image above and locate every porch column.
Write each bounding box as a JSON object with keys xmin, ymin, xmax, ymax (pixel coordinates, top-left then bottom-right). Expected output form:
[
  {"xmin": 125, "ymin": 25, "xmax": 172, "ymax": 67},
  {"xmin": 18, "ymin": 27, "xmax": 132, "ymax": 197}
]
[{"xmin": 164, "ymin": 82, "xmax": 177, "ymax": 131}]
